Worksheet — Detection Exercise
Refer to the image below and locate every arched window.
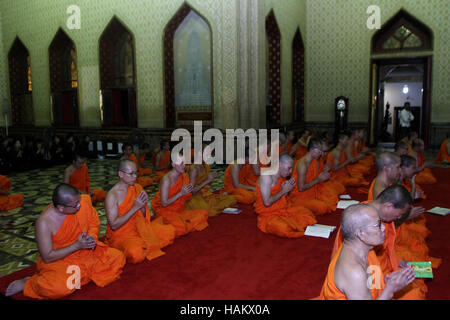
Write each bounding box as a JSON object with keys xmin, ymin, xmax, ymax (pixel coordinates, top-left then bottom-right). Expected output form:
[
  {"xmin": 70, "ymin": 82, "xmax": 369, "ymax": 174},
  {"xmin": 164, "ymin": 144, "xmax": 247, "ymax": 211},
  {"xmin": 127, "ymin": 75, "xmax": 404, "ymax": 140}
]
[
  {"xmin": 8, "ymin": 37, "xmax": 34, "ymax": 126},
  {"xmin": 265, "ymin": 10, "xmax": 281, "ymax": 128},
  {"xmin": 372, "ymin": 10, "xmax": 432, "ymax": 54},
  {"xmin": 164, "ymin": 3, "xmax": 213, "ymax": 128},
  {"xmin": 99, "ymin": 17, "xmax": 137, "ymax": 127},
  {"xmin": 292, "ymin": 28, "xmax": 304, "ymax": 123},
  {"xmin": 49, "ymin": 28, "xmax": 79, "ymax": 127}
]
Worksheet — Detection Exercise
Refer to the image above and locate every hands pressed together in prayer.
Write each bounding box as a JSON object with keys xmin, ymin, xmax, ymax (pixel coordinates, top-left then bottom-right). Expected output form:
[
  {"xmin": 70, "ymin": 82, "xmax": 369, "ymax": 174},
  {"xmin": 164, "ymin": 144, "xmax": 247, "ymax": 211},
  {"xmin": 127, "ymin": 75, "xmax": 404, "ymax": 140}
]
[
  {"xmin": 180, "ymin": 183, "xmax": 194, "ymax": 196},
  {"xmin": 384, "ymin": 265, "xmax": 415, "ymax": 294},
  {"xmin": 133, "ymin": 190, "xmax": 149, "ymax": 216},
  {"xmin": 281, "ymin": 178, "xmax": 295, "ymax": 194},
  {"xmin": 76, "ymin": 232, "xmax": 96, "ymax": 250},
  {"xmin": 206, "ymin": 171, "xmax": 217, "ymax": 184}
]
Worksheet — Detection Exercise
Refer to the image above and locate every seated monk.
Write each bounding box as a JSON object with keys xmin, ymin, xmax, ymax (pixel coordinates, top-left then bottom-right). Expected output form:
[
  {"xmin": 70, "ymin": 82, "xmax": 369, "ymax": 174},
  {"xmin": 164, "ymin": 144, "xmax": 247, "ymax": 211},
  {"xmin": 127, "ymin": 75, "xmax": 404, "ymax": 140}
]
[
  {"xmin": 395, "ymin": 141, "xmax": 409, "ymax": 156},
  {"xmin": 435, "ymin": 136, "xmax": 450, "ymax": 164},
  {"xmin": 153, "ymin": 140, "xmax": 171, "ymax": 182},
  {"xmin": 291, "ymin": 129, "xmax": 311, "ymax": 160},
  {"xmin": 345, "ymin": 129, "xmax": 371, "ymax": 178},
  {"xmin": 356, "ymin": 129, "xmax": 375, "ymax": 166},
  {"xmin": 254, "ymin": 153, "xmax": 316, "ymax": 238},
  {"xmin": 151, "ymin": 153, "xmax": 209, "ymax": 237},
  {"xmin": 326, "ymin": 132, "xmax": 367, "ymax": 188},
  {"xmin": 368, "ymin": 152, "xmax": 401, "ymax": 200},
  {"xmin": 105, "ymin": 160, "xmax": 176, "ymax": 263},
  {"xmin": 0, "ymin": 174, "xmax": 24, "ymax": 211},
  {"xmin": 64, "ymin": 153, "xmax": 106, "ymax": 203},
  {"xmin": 134, "ymin": 143, "xmax": 153, "ymax": 176},
  {"xmin": 287, "ymin": 138, "xmax": 338, "ymax": 215},
  {"xmin": 120, "ymin": 142, "xmax": 153, "ymax": 188},
  {"xmin": 320, "ymin": 141, "xmax": 346, "ymax": 196},
  {"xmin": 400, "ymin": 131, "xmax": 418, "ymax": 154},
  {"xmin": 331, "ymin": 185, "xmax": 428, "ymax": 300},
  {"xmin": 5, "ymin": 184, "xmax": 126, "ymax": 299},
  {"xmin": 409, "ymin": 139, "xmax": 436, "ymax": 185},
  {"xmin": 186, "ymin": 148, "xmax": 237, "ymax": 217},
  {"xmin": 283, "ymin": 130, "xmax": 295, "ymax": 155},
  {"xmin": 317, "ymin": 203, "xmax": 415, "ymax": 300}
]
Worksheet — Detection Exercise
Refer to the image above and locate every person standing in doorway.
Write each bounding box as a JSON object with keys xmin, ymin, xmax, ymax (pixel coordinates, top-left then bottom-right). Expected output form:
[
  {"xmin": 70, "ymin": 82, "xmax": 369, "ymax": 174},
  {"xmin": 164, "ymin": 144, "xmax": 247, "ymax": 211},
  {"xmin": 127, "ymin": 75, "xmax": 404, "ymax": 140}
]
[{"xmin": 399, "ymin": 102, "xmax": 414, "ymax": 141}]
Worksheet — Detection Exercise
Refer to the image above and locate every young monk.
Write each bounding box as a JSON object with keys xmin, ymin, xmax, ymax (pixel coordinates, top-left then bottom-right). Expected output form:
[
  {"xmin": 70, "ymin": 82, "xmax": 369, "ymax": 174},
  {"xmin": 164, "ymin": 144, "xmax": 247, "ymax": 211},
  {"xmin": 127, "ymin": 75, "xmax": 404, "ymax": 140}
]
[
  {"xmin": 105, "ymin": 160, "xmax": 176, "ymax": 263},
  {"xmin": 317, "ymin": 203, "xmax": 415, "ymax": 300},
  {"xmin": 254, "ymin": 153, "xmax": 316, "ymax": 238},
  {"xmin": 64, "ymin": 153, "xmax": 106, "ymax": 203},
  {"xmin": 287, "ymin": 138, "xmax": 338, "ymax": 215},
  {"xmin": 153, "ymin": 140, "xmax": 171, "ymax": 182},
  {"xmin": 186, "ymin": 148, "xmax": 237, "ymax": 217},
  {"xmin": 121, "ymin": 143, "xmax": 153, "ymax": 188},
  {"xmin": 0, "ymin": 174, "xmax": 24, "ymax": 211},
  {"xmin": 291, "ymin": 129, "xmax": 311, "ymax": 160},
  {"xmin": 394, "ymin": 141, "xmax": 409, "ymax": 156},
  {"xmin": 368, "ymin": 152, "xmax": 401, "ymax": 201},
  {"xmin": 320, "ymin": 140, "xmax": 346, "ymax": 196},
  {"xmin": 409, "ymin": 139, "xmax": 436, "ymax": 184},
  {"xmin": 134, "ymin": 143, "xmax": 153, "ymax": 176},
  {"xmin": 151, "ymin": 153, "xmax": 209, "ymax": 237},
  {"xmin": 345, "ymin": 129, "xmax": 371, "ymax": 178},
  {"xmin": 5, "ymin": 184, "xmax": 126, "ymax": 299},
  {"xmin": 435, "ymin": 136, "xmax": 450, "ymax": 164}
]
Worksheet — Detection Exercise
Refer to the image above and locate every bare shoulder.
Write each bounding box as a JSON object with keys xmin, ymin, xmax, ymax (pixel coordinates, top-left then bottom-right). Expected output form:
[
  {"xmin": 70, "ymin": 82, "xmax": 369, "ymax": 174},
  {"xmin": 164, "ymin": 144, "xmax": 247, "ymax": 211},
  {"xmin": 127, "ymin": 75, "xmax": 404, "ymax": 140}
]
[{"xmin": 335, "ymin": 251, "xmax": 367, "ymax": 290}]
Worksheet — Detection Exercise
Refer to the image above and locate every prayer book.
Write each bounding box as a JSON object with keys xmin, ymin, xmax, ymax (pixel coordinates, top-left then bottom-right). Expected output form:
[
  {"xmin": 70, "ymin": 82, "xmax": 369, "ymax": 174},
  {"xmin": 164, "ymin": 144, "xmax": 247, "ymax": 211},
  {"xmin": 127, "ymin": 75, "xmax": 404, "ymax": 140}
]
[
  {"xmin": 408, "ymin": 262, "xmax": 433, "ymax": 278},
  {"xmin": 427, "ymin": 207, "xmax": 450, "ymax": 216},
  {"xmin": 305, "ymin": 225, "xmax": 331, "ymax": 238},
  {"xmin": 337, "ymin": 200, "xmax": 360, "ymax": 209},
  {"xmin": 222, "ymin": 208, "xmax": 242, "ymax": 214},
  {"xmin": 312, "ymin": 224, "xmax": 336, "ymax": 233},
  {"xmin": 339, "ymin": 194, "xmax": 351, "ymax": 199}
]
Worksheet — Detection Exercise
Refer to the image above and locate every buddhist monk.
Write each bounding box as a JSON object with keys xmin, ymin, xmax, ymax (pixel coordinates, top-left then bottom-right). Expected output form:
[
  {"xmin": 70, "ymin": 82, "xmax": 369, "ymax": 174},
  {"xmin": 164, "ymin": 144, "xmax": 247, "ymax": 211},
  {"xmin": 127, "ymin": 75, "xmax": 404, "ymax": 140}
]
[
  {"xmin": 369, "ymin": 152, "xmax": 401, "ymax": 201},
  {"xmin": 283, "ymin": 130, "xmax": 295, "ymax": 155},
  {"xmin": 291, "ymin": 129, "xmax": 311, "ymax": 160},
  {"xmin": 345, "ymin": 129, "xmax": 371, "ymax": 178},
  {"xmin": 5, "ymin": 184, "xmax": 126, "ymax": 299},
  {"xmin": 435, "ymin": 136, "xmax": 450, "ymax": 164},
  {"xmin": 320, "ymin": 140, "xmax": 346, "ymax": 196},
  {"xmin": 400, "ymin": 131, "xmax": 418, "ymax": 153},
  {"xmin": 288, "ymin": 138, "xmax": 338, "ymax": 215},
  {"xmin": 254, "ymin": 153, "xmax": 316, "ymax": 238},
  {"xmin": 331, "ymin": 185, "xmax": 427, "ymax": 300},
  {"xmin": 0, "ymin": 174, "xmax": 24, "ymax": 211},
  {"xmin": 186, "ymin": 148, "xmax": 237, "ymax": 217},
  {"xmin": 154, "ymin": 140, "xmax": 171, "ymax": 182},
  {"xmin": 134, "ymin": 142, "xmax": 153, "ymax": 176},
  {"xmin": 64, "ymin": 153, "xmax": 106, "ymax": 203},
  {"xmin": 317, "ymin": 203, "xmax": 415, "ymax": 300},
  {"xmin": 409, "ymin": 139, "xmax": 436, "ymax": 185},
  {"xmin": 120, "ymin": 142, "xmax": 153, "ymax": 188},
  {"xmin": 151, "ymin": 153, "xmax": 209, "ymax": 237},
  {"xmin": 395, "ymin": 141, "xmax": 409, "ymax": 156}
]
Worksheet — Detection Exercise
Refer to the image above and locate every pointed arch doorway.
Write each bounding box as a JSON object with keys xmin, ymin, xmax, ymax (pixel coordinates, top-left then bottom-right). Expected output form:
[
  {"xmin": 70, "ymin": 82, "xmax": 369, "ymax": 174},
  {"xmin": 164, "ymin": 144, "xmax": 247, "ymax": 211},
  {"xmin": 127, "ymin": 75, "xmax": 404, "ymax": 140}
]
[{"xmin": 368, "ymin": 10, "xmax": 433, "ymax": 146}]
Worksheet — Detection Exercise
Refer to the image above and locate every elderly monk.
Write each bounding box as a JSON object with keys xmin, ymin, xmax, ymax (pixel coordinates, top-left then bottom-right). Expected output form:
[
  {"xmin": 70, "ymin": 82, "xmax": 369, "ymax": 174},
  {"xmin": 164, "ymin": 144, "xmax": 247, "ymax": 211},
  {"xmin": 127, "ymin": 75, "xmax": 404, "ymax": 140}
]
[
  {"xmin": 120, "ymin": 143, "xmax": 153, "ymax": 188},
  {"xmin": 134, "ymin": 143, "xmax": 153, "ymax": 176},
  {"xmin": 154, "ymin": 140, "xmax": 172, "ymax": 182},
  {"xmin": 0, "ymin": 174, "xmax": 24, "ymax": 211},
  {"xmin": 5, "ymin": 184, "xmax": 126, "ymax": 299},
  {"xmin": 288, "ymin": 138, "xmax": 338, "ymax": 215},
  {"xmin": 151, "ymin": 153, "xmax": 208, "ymax": 237},
  {"xmin": 327, "ymin": 132, "xmax": 367, "ymax": 187},
  {"xmin": 409, "ymin": 139, "xmax": 436, "ymax": 185},
  {"xmin": 254, "ymin": 154, "xmax": 316, "ymax": 238},
  {"xmin": 435, "ymin": 136, "xmax": 450, "ymax": 164},
  {"xmin": 64, "ymin": 153, "xmax": 106, "ymax": 203},
  {"xmin": 105, "ymin": 160, "xmax": 176, "ymax": 263},
  {"xmin": 186, "ymin": 149, "xmax": 237, "ymax": 217},
  {"xmin": 291, "ymin": 129, "xmax": 311, "ymax": 160},
  {"xmin": 317, "ymin": 203, "xmax": 415, "ymax": 300},
  {"xmin": 331, "ymin": 185, "xmax": 427, "ymax": 300}
]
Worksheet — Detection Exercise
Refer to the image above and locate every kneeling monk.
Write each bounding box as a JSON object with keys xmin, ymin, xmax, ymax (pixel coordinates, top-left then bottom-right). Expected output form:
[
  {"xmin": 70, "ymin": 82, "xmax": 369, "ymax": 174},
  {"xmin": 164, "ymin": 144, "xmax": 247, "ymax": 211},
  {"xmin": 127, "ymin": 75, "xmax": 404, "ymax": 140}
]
[
  {"xmin": 105, "ymin": 160, "xmax": 176, "ymax": 263},
  {"xmin": 0, "ymin": 174, "xmax": 24, "ymax": 211},
  {"xmin": 5, "ymin": 184, "xmax": 125, "ymax": 299},
  {"xmin": 254, "ymin": 154, "xmax": 316, "ymax": 238}
]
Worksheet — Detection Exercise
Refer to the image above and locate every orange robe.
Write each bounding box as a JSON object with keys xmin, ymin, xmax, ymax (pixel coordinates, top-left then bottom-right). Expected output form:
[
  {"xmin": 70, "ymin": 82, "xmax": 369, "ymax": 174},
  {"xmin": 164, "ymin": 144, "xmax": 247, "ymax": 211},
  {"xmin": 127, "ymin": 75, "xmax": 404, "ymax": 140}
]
[
  {"xmin": 0, "ymin": 175, "xmax": 24, "ymax": 211},
  {"xmin": 253, "ymin": 177, "xmax": 316, "ymax": 238},
  {"xmin": 105, "ymin": 184, "xmax": 176, "ymax": 263},
  {"xmin": 223, "ymin": 164, "xmax": 256, "ymax": 204},
  {"xmin": 23, "ymin": 195, "xmax": 126, "ymax": 299},
  {"xmin": 151, "ymin": 173, "xmax": 209, "ymax": 237},
  {"xmin": 154, "ymin": 151, "xmax": 171, "ymax": 182},
  {"xmin": 326, "ymin": 150, "xmax": 367, "ymax": 188},
  {"xmin": 128, "ymin": 154, "xmax": 154, "ymax": 187},
  {"xmin": 415, "ymin": 151, "xmax": 437, "ymax": 185},
  {"xmin": 316, "ymin": 246, "xmax": 385, "ymax": 300},
  {"xmin": 295, "ymin": 142, "xmax": 308, "ymax": 160},
  {"xmin": 69, "ymin": 163, "xmax": 106, "ymax": 202},
  {"xmin": 435, "ymin": 139, "xmax": 450, "ymax": 163},
  {"xmin": 346, "ymin": 141, "xmax": 372, "ymax": 177},
  {"xmin": 287, "ymin": 158, "xmax": 338, "ymax": 215},
  {"xmin": 186, "ymin": 164, "xmax": 237, "ymax": 217},
  {"xmin": 137, "ymin": 152, "xmax": 153, "ymax": 176}
]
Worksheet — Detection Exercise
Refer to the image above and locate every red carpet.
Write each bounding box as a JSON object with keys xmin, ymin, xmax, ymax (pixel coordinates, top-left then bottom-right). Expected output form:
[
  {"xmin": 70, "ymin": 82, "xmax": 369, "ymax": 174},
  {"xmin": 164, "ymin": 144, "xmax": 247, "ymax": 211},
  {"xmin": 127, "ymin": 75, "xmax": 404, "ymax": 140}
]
[{"xmin": 1, "ymin": 168, "xmax": 449, "ymax": 300}]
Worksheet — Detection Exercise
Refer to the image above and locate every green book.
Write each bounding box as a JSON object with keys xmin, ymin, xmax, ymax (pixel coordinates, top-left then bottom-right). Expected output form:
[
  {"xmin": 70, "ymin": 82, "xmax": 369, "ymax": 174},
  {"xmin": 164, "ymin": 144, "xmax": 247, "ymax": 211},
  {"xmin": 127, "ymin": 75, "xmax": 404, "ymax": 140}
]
[{"xmin": 407, "ymin": 262, "xmax": 433, "ymax": 278}]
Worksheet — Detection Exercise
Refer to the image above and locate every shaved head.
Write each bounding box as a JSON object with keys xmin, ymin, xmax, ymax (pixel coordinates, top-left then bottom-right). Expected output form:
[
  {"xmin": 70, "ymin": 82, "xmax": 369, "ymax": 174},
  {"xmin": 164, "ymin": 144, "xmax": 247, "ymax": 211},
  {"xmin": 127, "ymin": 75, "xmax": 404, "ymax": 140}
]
[
  {"xmin": 341, "ymin": 203, "xmax": 376, "ymax": 241},
  {"xmin": 375, "ymin": 152, "xmax": 400, "ymax": 171},
  {"xmin": 52, "ymin": 183, "xmax": 80, "ymax": 207},
  {"xmin": 279, "ymin": 153, "xmax": 293, "ymax": 164},
  {"xmin": 118, "ymin": 159, "xmax": 136, "ymax": 172}
]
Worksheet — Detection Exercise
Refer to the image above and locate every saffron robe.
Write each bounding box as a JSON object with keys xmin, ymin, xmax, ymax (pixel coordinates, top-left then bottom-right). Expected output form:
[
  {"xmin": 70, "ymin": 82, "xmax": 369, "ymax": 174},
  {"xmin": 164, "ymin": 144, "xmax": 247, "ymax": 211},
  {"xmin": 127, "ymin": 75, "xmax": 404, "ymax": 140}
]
[
  {"xmin": 435, "ymin": 139, "xmax": 450, "ymax": 163},
  {"xmin": 326, "ymin": 150, "xmax": 367, "ymax": 188},
  {"xmin": 69, "ymin": 163, "xmax": 106, "ymax": 202},
  {"xmin": 153, "ymin": 151, "xmax": 171, "ymax": 182},
  {"xmin": 414, "ymin": 151, "xmax": 437, "ymax": 185},
  {"xmin": 223, "ymin": 163, "xmax": 256, "ymax": 204},
  {"xmin": 128, "ymin": 154, "xmax": 153, "ymax": 187},
  {"xmin": 0, "ymin": 175, "xmax": 24, "ymax": 211},
  {"xmin": 23, "ymin": 195, "xmax": 126, "ymax": 299}
]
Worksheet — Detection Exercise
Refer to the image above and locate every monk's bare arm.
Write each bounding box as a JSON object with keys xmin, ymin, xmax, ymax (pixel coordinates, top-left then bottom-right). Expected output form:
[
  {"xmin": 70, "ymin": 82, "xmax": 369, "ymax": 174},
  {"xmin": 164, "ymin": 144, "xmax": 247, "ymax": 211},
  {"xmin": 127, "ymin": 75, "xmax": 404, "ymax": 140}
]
[
  {"xmin": 297, "ymin": 160, "xmax": 328, "ymax": 191},
  {"xmin": 336, "ymin": 264, "xmax": 373, "ymax": 300},
  {"xmin": 63, "ymin": 166, "xmax": 72, "ymax": 184},
  {"xmin": 259, "ymin": 176, "xmax": 291, "ymax": 207},
  {"xmin": 251, "ymin": 164, "xmax": 260, "ymax": 177},
  {"xmin": 160, "ymin": 176, "xmax": 191, "ymax": 207},
  {"xmin": 155, "ymin": 152, "xmax": 170, "ymax": 171},
  {"xmin": 105, "ymin": 190, "xmax": 143, "ymax": 230},
  {"xmin": 231, "ymin": 165, "xmax": 255, "ymax": 191},
  {"xmin": 372, "ymin": 180, "xmax": 385, "ymax": 200}
]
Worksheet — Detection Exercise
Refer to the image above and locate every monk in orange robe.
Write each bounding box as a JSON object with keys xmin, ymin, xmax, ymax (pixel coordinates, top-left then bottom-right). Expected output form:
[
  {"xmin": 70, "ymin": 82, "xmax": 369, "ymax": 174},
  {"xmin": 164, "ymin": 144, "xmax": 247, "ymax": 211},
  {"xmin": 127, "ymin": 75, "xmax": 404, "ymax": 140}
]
[
  {"xmin": 223, "ymin": 160, "xmax": 256, "ymax": 205},
  {"xmin": 435, "ymin": 137, "xmax": 450, "ymax": 163},
  {"xmin": 345, "ymin": 129, "xmax": 371, "ymax": 178},
  {"xmin": 64, "ymin": 153, "xmax": 106, "ymax": 203},
  {"xmin": 395, "ymin": 140, "xmax": 409, "ymax": 156},
  {"xmin": 291, "ymin": 129, "xmax": 311, "ymax": 160},
  {"xmin": 0, "ymin": 174, "xmax": 24, "ymax": 211},
  {"xmin": 331, "ymin": 185, "xmax": 428, "ymax": 300},
  {"xmin": 283, "ymin": 130, "xmax": 295, "ymax": 155},
  {"xmin": 104, "ymin": 160, "xmax": 176, "ymax": 263},
  {"xmin": 151, "ymin": 153, "xmax": 208, "ymax": 237},
  {"xmin": 317, "ymin": 203, "xmax": 415, "ymax": 300},
  {"xmin": 400, "ymin": 131, "xmax": 419, "ymax": 154},
  {"xmin": 5, "ymin": 184, "xmax": 126, "ymax": 299},
  {"xmin": 186, "ymin": 152, "xmax": 237, "ymax": 217},
  {"xmin": 326, "ymin": 132, "xmax": 367, "ymax": 188},
  {"xmin": 254, "ymin": 154, "xmax": 316, "ymax": 238},
  {"xmin": 153, "ymin": 140, "xmax": 172, "ymax": 182},
  {"xmin": 121, "ymin": 142, "xmax": 153, "ymax": 188},
  {"xmin": 288, "ymin": 138, "xmax": 338, "ymax": 215},
  {"xmin": 409, "ymin": 139, "xmax": 436, "ymax": 185},
  {"xmin": 319, "ymin": 141, "xmax": 346, "ymax": 196},
  {"xmin": 134, "ymin": 143, "xmax": 153, "ymax": 176}
]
